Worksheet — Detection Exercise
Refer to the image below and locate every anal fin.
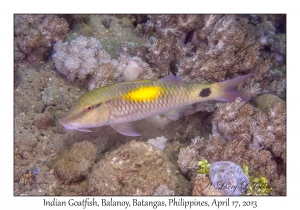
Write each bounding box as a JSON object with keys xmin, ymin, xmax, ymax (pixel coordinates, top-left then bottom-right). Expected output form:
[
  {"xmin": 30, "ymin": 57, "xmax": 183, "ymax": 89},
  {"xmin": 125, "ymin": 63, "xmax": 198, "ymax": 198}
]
[{"xmin": 111, "ymin": 122, "xmax": 141, "ymax": 136}]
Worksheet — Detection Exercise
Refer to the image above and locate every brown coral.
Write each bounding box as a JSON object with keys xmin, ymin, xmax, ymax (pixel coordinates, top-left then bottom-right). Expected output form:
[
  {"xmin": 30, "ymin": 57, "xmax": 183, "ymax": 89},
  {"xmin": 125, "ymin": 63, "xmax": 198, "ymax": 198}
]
[
  {"xmin": 177, "ymin": 146, "xmax": 201, "ymax": 175},
  {"xmin": 199, "ymin": 98, "xmax": 286, "ymax": 195},
  {"xmin": 14, "ymin": 14, "xmax": 69, "ymax": 65},
  {"xmin": 178, "ymin": 15, "xmax": 271, "ymax": 84}
]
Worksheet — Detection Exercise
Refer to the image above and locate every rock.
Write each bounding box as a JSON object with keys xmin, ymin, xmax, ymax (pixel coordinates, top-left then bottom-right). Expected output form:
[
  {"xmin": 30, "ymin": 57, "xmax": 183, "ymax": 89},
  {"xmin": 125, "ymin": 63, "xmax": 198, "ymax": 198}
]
[
  {"xmin": 33, "ymin": 101, "xmax": 46, "ymax": 113},
  {"xmin": 53, "ymin": 141, "xmax": 97, "ymax": 183},
  {"xmin": 14, "ymin": 38, "xmax": 26, "ymax": 63},
  {"xmin": 121, "ymin": 17, "xmax": 133, "ymax": 27},
  {"xmin": 42, "ymin": 87, "xmax": 64, "ymax": 106},
  {"xmin": 17, "ymin": 97, "xmax": 32, "ymax": 113},
  {"xmin": 88, "ymin": 140, "xmax": 190, "ymax": 195},
  {"xmin": 254, "ymin": 94, "xmax": 286, "ymax": 114}
]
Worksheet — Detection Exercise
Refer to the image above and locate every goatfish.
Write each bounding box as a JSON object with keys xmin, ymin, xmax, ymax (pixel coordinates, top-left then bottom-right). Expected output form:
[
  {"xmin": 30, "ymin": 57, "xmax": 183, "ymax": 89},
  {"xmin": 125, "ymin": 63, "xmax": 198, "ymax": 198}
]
[{"xmin": 60, "ymin": 74, "xmax": 254, "ymax": 136}]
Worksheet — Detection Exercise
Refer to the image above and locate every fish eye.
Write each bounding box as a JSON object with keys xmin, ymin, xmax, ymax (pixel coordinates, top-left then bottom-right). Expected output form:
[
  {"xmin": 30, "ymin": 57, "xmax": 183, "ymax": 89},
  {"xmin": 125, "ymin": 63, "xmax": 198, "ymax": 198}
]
[{"xmin": 85, "ymin": 106, "xmax": 93, "ymax": 111}]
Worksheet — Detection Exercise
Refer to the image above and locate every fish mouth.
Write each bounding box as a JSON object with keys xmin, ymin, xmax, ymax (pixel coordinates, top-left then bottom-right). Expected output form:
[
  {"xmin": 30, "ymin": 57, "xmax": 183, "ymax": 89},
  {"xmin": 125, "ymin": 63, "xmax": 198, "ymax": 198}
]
[{"xmin": 60, "ymin": 117, "xmax": 92, "ymax": 132}]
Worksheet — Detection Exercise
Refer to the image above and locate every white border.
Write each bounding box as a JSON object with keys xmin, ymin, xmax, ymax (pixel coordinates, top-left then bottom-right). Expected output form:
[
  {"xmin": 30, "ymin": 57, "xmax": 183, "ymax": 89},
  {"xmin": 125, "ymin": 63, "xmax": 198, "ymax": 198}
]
[{"xmin": 3, "ymin": 1, "xmax": 297, "ymax": 209}]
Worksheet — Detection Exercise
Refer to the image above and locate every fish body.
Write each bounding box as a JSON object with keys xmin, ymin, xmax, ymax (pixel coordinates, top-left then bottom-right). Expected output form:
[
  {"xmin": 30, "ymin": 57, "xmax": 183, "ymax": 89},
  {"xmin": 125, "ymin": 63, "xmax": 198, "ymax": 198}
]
[{"xmin": 61, "ymin": 74, "xmax": 253, "ymax": 136}]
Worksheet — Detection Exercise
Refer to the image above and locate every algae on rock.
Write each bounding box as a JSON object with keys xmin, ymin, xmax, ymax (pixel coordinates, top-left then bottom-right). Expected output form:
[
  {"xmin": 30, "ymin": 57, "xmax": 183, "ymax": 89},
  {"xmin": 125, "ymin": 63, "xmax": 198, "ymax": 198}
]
[
  {"xmin": 53, "ymin": 141, "xmax": 97, "ymax": 183},
  {"xmin": 88, "ymin": 140, "xmax": 190, "ymax": 195}
]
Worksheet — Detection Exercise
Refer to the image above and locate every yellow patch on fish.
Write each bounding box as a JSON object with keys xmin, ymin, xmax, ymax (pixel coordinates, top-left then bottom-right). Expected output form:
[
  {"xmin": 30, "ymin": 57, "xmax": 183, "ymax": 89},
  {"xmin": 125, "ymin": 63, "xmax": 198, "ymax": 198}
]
[{"xmin": 124, "ymin": 86, "xmax": 162, "ymax": 101}]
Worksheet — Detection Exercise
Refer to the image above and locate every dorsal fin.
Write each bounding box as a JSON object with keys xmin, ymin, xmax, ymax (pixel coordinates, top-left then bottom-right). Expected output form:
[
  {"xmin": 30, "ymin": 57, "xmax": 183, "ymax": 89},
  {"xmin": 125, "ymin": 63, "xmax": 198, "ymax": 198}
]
[{"xmin": 159, "ymin": 75, "xmax": 184, "ymax": 84}]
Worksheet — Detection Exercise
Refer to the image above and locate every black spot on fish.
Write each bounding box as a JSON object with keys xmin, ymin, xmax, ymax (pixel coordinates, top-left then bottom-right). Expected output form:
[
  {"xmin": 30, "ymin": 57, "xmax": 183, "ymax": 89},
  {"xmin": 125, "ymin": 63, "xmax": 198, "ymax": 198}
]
[{"xmin": 199, "ymin": 88, "xmax": 211, "ymax": 98}]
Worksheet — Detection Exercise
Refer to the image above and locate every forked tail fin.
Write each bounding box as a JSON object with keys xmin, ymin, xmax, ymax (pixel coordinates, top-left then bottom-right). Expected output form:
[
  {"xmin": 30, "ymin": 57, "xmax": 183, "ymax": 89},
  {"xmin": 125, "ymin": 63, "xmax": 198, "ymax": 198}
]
[{"xmin": 214, "ymin": 73, "xmax": 254, "ymax": 102}]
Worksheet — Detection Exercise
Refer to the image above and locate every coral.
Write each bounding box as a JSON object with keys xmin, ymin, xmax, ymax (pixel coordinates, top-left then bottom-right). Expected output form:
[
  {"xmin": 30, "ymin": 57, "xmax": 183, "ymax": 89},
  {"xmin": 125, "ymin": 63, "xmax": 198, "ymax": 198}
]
[
  {"xmin": 177, "ymin": 146, "xmax": 200, "ymax": 175},
  {"xmin": 209, "ymin": 161, "xmax": 249, "ymax": 195},
  {"xmin": 147, "ymin": 136, "xmax": 168, "ymax": 151},
  {"xmin": 271, "ymin": 174, "xmax": 286, "ymax": 196},
  {"xmin": 120, "ymin": 36, "xmax": 193, "ymax": 78},
  {"xmin": 195, "ymin": 98, "xmax": 286, "ymax": 195},
  {"xmin": 212, "ymin": 97, "xmax": 286, "ymax": 160},
  {"xmin": 53, "ymin": 141, "xmax": 97, "ymax": 183},
  {"xmin": 116, "ymin": 54, "xmax": 155, "ymax": 82},
  {"xmin": 53, "ymin": 35, "xmax": 121, "ymax": 90},
  {"xmin": 14, "ymin": 15, "xmax": 69, "ymax": 65},
  {"xmin": 88, "ymin": 59, "xmax": 119, "ymax": 90},
  {"xmin": 123, "ymin": 15, "xmax": 286, "ymax": 100},
  {"xmin": 177, "ymin": 15, "xmax": 271, "ymax": 84},
  {"xmin": 144, "ymin": 15, "xmax": 203, "ymax": 39},
  {"xmin": 53, "ymin": 35, "xmax": 109, "ymax": 80},
  {"xmin": 190, "ymin": 136, "xmax": 206, "ymax": 150},
  {"xmin": 212, "ymin": 97, "xmax": 253, "ymax": 142},
  {"xmin": 191, "ymin": 174, "xmax": 222, "ymax": 196},
  {"xmin": 53, "ymin": 36, "xmax": 157, "ymax": 90},
  {"xmin": 117, "ymin": 15, "xmax": 286, "ymax": 130},
  {"xmin": 51, "ymin": 14, "xmax": 285, "ymax": 97},
  {"xmin": 88, "ymin": 140, "xmax": 190, "ymax": 195}
]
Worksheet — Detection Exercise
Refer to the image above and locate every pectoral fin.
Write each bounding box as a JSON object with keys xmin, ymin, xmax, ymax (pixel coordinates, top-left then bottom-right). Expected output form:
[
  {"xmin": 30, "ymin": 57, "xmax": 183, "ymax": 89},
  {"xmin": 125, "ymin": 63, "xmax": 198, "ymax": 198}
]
[
  {"xmin": 111, "ymin": 122, "xmax": 141, "ymax": 136},
  {"xmin": 164, "ymin": 107, "xmax": 186, "ymax": 120}
]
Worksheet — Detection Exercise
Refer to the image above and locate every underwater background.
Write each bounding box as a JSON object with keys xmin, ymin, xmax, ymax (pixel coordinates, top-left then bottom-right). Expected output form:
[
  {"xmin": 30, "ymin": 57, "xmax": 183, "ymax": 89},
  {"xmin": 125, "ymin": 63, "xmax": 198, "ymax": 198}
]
[{"xmin": 14, "ymin": 14, "xmax": 286, "ymax": 196}]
